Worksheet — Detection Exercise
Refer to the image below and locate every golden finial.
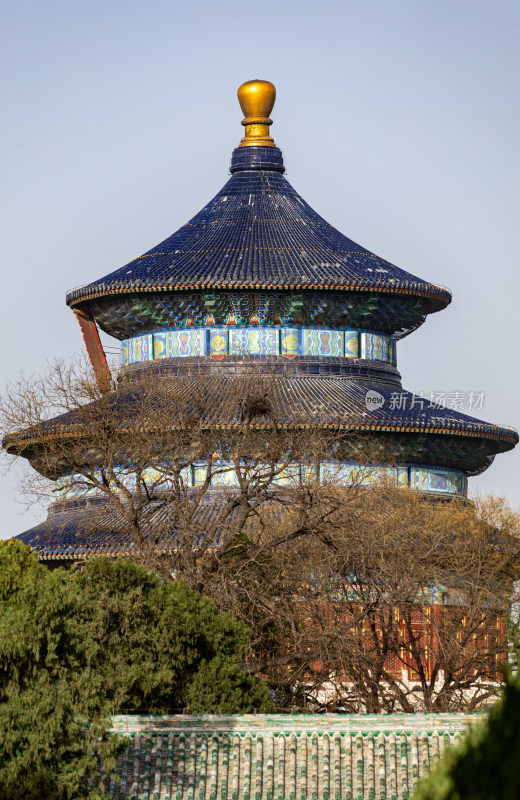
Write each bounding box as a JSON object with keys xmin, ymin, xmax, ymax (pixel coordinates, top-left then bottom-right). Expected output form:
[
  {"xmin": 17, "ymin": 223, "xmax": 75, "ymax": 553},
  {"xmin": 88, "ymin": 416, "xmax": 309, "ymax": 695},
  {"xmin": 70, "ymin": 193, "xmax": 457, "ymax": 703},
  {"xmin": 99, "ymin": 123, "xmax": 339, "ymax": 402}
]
[{"xmin": 237, "ymin": 79, "xmax": 276, "ymax": 148}]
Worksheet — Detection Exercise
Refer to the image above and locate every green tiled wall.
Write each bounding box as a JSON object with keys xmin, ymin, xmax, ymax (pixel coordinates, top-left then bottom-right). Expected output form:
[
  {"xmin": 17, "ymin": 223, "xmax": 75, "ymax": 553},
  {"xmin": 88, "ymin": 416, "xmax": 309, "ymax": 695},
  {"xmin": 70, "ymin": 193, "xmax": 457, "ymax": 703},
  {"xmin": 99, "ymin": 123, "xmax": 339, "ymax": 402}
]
[{"xmin": 98, "ymin": 713, "xmax": 478, "ymax": 799}]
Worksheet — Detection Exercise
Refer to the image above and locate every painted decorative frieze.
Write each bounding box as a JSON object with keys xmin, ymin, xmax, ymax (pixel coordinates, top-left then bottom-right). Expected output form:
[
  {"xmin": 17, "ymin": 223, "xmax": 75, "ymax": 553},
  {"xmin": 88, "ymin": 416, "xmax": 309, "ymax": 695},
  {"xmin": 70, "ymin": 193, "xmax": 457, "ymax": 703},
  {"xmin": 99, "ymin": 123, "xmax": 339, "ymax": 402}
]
[
  {"xmin": 154, "ymin": 329, "xmax": 206, "ymax": 359},
  {"xmin": 58, "ymin": 462, "xmax": 466, "ymax": 498},
  {"xmin": 121, "ymin": 333, "xmax": 153, "ymax": 365},
  {"xmin": 121, "ymin": 327, "xmax": 397, "ymax": 367},
  {"xmin": 302, "ymin": 328, "xmax": 344, "ymax": 357},
  {"xmin": 229, "ymin": 327, "xmax": 279, "ymax": 356},
  {"xmin": 410, "ymin": 466, "xmax": 466, "ymax": 495},
  {"xmin": 209, "ymin": 328, "xmax": 229, "ymax": 359}
]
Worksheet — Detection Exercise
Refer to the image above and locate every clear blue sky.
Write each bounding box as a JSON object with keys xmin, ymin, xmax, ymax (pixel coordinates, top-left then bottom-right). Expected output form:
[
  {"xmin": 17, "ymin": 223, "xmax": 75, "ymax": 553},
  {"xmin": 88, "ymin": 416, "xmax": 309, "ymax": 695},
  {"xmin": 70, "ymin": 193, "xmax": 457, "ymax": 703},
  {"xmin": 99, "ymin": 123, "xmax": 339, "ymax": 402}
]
[{"xmin": 1, "ymin": 0, "xmax": 519, "ymax": 536}]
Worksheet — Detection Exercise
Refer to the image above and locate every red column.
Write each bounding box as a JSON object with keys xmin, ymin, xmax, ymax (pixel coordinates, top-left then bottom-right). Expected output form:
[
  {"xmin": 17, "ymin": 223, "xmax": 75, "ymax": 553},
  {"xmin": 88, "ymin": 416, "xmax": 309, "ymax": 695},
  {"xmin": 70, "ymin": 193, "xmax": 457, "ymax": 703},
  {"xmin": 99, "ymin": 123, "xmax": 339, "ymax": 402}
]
[{"xmin": 73, "ymin": 309, "xmax": 112, "ymax": 394}]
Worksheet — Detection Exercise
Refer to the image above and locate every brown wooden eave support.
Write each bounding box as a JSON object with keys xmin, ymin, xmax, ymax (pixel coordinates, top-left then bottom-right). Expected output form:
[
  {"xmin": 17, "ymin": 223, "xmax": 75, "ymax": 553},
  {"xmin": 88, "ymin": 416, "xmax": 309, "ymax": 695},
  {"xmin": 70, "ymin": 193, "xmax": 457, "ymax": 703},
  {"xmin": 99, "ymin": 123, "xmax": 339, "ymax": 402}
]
[{"xmin": 73, "ymin": 309, "xmax": 112, "ymax": 394}]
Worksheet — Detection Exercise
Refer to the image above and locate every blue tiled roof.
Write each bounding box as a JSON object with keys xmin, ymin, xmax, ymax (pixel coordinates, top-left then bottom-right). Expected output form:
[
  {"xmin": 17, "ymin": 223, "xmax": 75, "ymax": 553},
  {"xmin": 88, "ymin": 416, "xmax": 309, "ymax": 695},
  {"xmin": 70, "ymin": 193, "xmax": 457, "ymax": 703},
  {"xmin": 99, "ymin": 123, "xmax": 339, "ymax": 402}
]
[
  {"xmin": 230, "ymin": 145, "xmax": 286, "ymax": 173},
  {"xmin": 6, "ymin": 365, "xmax": 517, "ymax": 476},
  {"xmin": 66, "ymin": 147, "xmax": 451, "ymax": 308},
  {"xmin": 16, "ymin": 492, "xmax": 234, "ymax": 560}
]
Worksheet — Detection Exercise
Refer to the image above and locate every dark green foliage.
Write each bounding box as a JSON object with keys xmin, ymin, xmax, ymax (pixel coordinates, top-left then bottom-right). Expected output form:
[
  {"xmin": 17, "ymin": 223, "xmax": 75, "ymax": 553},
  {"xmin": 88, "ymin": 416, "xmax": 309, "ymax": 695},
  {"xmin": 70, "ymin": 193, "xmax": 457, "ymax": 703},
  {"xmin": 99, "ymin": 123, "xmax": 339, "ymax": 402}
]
[
  {"xmin": 185, "ymin": 654, "xmax": 270, "ymax": 713},
  {"xmin": 413, "ymin": 675, "xmax": 520, "ymax": 800},
  {"xmin": 0, "ymin": 541, "xmax": 270, "ymax": 799},
  {"xmin": 73, "ymin": 554, "xmax": 271, "ymax": 714},
  {"xmin": 0, "ymin": 539, "xmax": 121, "ymax": 799}
]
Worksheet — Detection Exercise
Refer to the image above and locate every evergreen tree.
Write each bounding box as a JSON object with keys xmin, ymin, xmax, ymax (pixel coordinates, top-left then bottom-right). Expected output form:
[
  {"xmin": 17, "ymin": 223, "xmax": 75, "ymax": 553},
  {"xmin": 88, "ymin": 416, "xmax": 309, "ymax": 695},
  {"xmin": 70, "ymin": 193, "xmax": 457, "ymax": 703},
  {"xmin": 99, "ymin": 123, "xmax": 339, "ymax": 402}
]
[
  {"xmin": 74, "ymin": 554, "xmax": 271, "ymax": 714},
  {"xmin": 413, "ymin": 675, "xmax": 520, "ymax": 800},
  {"xmin": 0, "ymin": 541, "xmax": 269, "ymax": 799},
  {"xmin": 0, "ymin": 539, "xmax": 120, "ymax": 799}
]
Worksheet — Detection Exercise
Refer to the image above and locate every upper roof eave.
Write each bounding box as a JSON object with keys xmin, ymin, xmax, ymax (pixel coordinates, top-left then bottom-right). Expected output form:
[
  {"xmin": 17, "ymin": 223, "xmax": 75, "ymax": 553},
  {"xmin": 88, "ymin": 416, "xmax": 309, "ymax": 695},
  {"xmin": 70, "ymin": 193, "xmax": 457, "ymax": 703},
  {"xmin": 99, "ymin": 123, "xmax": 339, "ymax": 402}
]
[{"xmin": 66, "ymin": 280, "xmax": 451, "ymax": 309}]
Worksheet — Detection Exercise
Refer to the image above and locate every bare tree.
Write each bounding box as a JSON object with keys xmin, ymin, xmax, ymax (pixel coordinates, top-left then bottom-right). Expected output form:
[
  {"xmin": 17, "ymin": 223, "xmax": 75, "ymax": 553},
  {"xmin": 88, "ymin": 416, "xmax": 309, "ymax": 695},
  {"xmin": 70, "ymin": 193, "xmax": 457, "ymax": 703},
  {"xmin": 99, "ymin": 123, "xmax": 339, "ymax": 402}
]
[
  {"xmin": 1, "ymin": 356, "xmax": 361, "ymax": 580},
  {"xmin": 251, "ymin": 487, "xmax": 520, "ymax": 712},
  {"xmin": 2, "ymin": 357, "xmax": 519, "ymax": 712}
]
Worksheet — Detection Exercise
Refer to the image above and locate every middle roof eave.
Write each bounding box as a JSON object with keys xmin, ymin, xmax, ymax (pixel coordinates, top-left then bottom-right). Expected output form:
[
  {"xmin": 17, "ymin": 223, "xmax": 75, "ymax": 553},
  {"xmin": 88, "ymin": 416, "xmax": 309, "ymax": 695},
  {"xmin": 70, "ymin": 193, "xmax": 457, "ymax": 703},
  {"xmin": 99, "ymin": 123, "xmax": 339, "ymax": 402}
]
[{"xmin": 6, "ymin": 374, "xmax": 517, "ymax": 455}]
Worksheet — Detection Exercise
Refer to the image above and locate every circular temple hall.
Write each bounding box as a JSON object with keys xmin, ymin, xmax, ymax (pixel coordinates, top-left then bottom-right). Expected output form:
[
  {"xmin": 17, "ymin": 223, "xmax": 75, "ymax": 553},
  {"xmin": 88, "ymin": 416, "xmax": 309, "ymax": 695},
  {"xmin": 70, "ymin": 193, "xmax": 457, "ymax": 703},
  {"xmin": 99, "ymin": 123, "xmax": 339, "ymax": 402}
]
[{"xmin": 6, "ymin": 79, "xmax": 518, "ymax": 561}]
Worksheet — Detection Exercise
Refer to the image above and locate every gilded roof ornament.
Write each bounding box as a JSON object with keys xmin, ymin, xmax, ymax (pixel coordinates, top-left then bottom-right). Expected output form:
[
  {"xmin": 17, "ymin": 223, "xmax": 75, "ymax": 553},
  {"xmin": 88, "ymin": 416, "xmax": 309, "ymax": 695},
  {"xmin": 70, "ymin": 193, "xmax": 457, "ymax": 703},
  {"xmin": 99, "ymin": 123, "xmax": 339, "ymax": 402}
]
[{"xmin": 237, "ymin": 79, "xmax": 276, "ymax": 147}]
